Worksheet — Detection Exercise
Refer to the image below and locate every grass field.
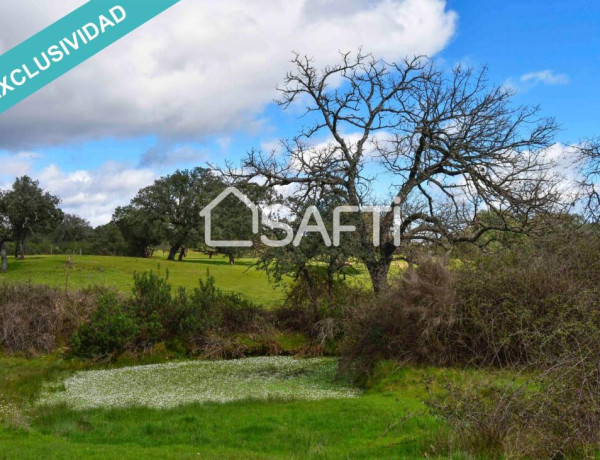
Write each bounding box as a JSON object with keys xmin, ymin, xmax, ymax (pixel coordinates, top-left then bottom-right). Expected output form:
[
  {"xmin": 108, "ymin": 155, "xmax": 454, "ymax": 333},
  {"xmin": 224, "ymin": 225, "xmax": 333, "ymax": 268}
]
[
  {"xmin": 0, "ymin": 252, "xmax": 286, "ymax": 305},
  {"xmin": 0, "ymin": 252, "xmax": 409, "ymax": 306},
  {"xmin": 0, "ymin": 354, "xmax": 480, "ymax": 459}
]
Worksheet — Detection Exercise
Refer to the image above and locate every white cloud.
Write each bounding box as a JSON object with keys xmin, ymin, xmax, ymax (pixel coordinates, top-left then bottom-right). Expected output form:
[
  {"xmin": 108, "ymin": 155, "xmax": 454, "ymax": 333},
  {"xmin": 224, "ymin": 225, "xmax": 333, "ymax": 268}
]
[
  {"xmin": 0, "ymin": 0, "xmax": 458, "ymax": 149},
  {"xmin": 520, "ymin": 70, "xmax": 570, "ymax": 86},
  {"xmin": 0, "ymin": 152, "xmax": 39, "ymax": 186},
  {"xmin": 0, "ymin": 161, "xmax": 32, "ymax": 184},
  {"xmin": 541, "ymin": 142, "xmax": 582, "ymax": 198},
  {"xmin": 37, "ymin": 162, "xmax": 156, "ymax": 227},
  {"xmin": 139, "ymin": 145, "xmax": 208, "ymax": 167},
  {"xmin": 504, "ymin": 70, "xmax": 570, "ymax": 94}
]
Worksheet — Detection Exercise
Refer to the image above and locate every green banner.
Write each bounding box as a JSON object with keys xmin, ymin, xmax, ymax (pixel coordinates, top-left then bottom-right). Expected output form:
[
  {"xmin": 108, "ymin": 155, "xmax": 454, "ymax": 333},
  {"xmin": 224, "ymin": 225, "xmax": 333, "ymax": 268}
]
[{"xmin": 0, "ymin": 0, "xmax": 180, "ymax": 114}]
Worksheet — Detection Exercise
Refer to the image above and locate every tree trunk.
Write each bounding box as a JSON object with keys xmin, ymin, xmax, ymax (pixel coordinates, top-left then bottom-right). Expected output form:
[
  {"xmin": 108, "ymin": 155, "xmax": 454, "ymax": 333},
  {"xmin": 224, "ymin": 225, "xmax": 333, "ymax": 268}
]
[
  {"xmin": 301, "ymin": 268, "xmax": 319, "ymax": 320},
  {"xmin": 1, "ymin": 241, "xmax": 7, "ymax": 273},
  {"xmin": 17, "ymin": 240, "xmax": 25, "ymax": 260},
  {"xmin": 326, "ymin": 267, "xmax": 335, "ymax": 296},
  {"xmin": 167, "ymin": 244, "xmax": 180, "ymax": 261},
  {"xmin": 178, "ymin": 246, "xmax": 186, "ymax": 261},
  {"xmin": 228, "ymin": 254, "xmax": 235, "ymax": 265},
  {"xmin": 366, "ymin": 258, "xmax": 392, "ymax": 295}
]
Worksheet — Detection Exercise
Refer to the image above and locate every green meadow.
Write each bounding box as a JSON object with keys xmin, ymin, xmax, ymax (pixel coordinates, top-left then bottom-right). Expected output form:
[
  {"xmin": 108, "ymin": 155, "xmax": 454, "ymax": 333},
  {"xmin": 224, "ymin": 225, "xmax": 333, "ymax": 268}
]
[
  {"xmin": 0, "ymin": 252, "xmax": 410, "ymax": 305},
  {"xmin": 0, "ymin": 253, "xmax": 285, "ymax": 305}
]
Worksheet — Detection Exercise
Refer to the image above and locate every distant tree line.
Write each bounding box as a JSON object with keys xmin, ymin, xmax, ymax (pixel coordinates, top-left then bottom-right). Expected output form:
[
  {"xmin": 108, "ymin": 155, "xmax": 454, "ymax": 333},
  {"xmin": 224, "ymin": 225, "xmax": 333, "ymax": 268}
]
[{"xmin": 0, "ymin": 168, "xmax": 268, "ymax": 273}]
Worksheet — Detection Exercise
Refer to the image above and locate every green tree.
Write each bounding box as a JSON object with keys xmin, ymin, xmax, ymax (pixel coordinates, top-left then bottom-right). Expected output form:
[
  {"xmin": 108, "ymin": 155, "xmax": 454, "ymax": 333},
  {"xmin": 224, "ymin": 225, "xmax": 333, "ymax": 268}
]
[
  {"xmin": 127, "ymin": 168, "xmax": 223, "ymax": 261},
  {"xmin": 113, "ymin": 205, "xmax": 164, "ymax": 257},
  {"xmin": 209, "ymin": 182, "xmax": 270, "ymax": 265},
  {"xmin": 90, "ymin": 222, "xmax": 128, "ymax": 256},
  {"xmin": 51, "ymin": 213, "xmax": 93, "ymax": 252},
  {"xmin": 2, "ymin": 176, "xmax": 63, "ymax": 260},
  {"xmin": 255, "ymin": 191, "xmax": 357, "ymax": 317},
  {"xmin": 256, "ymin": 191, "xmax": 354, "ymax": 286}
]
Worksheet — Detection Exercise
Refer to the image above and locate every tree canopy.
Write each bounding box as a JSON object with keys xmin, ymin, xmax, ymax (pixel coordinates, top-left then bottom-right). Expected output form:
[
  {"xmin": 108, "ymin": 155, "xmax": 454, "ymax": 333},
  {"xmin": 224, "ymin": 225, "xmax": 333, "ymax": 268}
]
[{"xmin": 0, "ymin": 176, "xmax": 63, "ymax": 260}]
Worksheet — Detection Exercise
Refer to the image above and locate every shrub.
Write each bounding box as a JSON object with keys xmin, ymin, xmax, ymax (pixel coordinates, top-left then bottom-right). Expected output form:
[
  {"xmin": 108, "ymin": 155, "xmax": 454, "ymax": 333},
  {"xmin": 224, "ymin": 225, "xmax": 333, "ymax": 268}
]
[
  {"xmin": 176, "ymin": 276, "xmax": 266, "ymax": 345},
  {"xmin": 175, "ymin": 276, "xmax": 223, "ymax": 340},
  {"xmin": 341, "ymin": 229, "xmax": 600, "ymax": 377},
  {"xmin": 0, "ymin": 283, "xmax": 96, "ymax": 354},
  {"xmin": 339, "ymin": 258, "xmax": 456, "ymax": 378},
  {"xmin": 70, "ymin": 293, "xmax": 139, "ymax": 358},
  {"xmin": 452, "ymin": 247, "xmax": 600, "ymax": 366},
  {"xmin": 219, "ymin": 291, "xmax": 263, "ymax": 332},
  {"xmin": 131, "ymin": 270, "xmax": 173, "ymax": 345},
  {"xmin": 69, "ymin": 271, "xmax": 271, "ymax": 358},
  {"xmin": 339, "ymin": 228, "xmax": 600, "ymax": 456},
  {"xmin": 276, "ymin": 271, "xmax": 365, "ymax": 338}
]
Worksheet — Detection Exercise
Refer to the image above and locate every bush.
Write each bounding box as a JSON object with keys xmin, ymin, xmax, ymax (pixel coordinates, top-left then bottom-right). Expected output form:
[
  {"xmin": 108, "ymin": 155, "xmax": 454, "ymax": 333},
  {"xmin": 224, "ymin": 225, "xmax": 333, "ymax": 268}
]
[
  {"xmin": 220, "ymin": 291, "xmax": 264, "ymax": 332},
  {"xmin": 451, "ymin": 238, "xmax": 600, "ymax": 366},
  {"xmin": 276, "ymin": 271, "xmax": 365, "ymax": 337},
  {"xmin": 131, "ymin": 270, "xmax": 173, "ymax": 345},
  {"xmin": 0, "ymin": 283, "xmax": 96, "ymax": 354},
  {"xmin": 70, "ymin": 293, "xmax": 138, "ymax": 358},
  {"xmin": 341, "ymin": 229, "xmax": 600, "ymax": 377},
  {"xmin": 339, "ymin": 258, "xmax": 456, "ymax": 378},
  {"xmin": 175, "ymin": 276, "xmax": 223, "ymax": 340},
  {"xmin": 69, "ymin": 271, "xmax": 269, "ymax": 358},
  {"xmin": 70, "ymin": 271, "xmax": 176, "ymax": 357},
  {"xmin": 339, "ymin": 228, "xmax": 600, "ymax": 456},
  {"xmin": 176, "ymin": 276, "xmax": 266, "ymax": 346}
]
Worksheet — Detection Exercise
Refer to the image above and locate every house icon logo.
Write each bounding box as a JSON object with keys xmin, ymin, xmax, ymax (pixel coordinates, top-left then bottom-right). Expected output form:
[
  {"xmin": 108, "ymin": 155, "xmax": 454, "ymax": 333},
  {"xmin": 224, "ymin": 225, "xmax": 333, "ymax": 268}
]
[{"xmin": 200, "ymin": 187, "xmax": 259, "ymax": 247}]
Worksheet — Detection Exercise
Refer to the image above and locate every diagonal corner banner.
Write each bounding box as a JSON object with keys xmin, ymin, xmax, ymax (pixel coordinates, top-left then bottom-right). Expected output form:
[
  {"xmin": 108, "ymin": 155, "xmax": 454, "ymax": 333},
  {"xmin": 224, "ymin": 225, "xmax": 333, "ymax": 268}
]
[{"xmin": 0, "ymin": 0, "xmax": 180, "ymax": 114}]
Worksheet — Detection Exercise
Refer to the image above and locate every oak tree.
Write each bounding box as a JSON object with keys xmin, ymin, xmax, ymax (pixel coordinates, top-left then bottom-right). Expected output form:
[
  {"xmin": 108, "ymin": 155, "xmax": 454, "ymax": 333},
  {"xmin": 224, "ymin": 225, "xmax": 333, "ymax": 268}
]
[{"xmin": 228, "ymin": 52, "xmax": 559, "ymax": 292}]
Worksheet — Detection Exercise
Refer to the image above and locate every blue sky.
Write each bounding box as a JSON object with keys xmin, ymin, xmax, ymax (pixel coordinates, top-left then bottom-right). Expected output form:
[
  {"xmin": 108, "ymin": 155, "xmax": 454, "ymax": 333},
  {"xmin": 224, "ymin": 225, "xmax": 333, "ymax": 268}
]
[
  {"xmin": 445, "ymin": 0, "xmax": 599, "ymax": 141},
  {"xmin": 0, "ymin": 0, "xmax": 598, "ymax": 225}
]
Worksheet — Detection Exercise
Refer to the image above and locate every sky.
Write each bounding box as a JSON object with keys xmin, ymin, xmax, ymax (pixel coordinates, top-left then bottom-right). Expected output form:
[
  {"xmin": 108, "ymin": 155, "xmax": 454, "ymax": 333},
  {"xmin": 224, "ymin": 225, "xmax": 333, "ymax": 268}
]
[{"xmin": 0, "ymin": 0, "xmax": 598, "ymax": 226}]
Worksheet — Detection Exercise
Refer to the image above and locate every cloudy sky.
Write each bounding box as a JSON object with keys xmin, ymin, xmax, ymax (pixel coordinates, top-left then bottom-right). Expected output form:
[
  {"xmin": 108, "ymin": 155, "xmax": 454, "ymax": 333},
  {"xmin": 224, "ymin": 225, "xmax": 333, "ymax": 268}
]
[{"xmin": 0, "ymin": 0, "xmax": 598, "ymax": 226}]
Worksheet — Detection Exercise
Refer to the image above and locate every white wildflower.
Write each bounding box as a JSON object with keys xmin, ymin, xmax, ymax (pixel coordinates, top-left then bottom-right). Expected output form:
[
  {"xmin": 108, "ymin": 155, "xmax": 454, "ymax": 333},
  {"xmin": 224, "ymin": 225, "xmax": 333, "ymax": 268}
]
[{"xmin": 38, "ymin": 357, "xmax": 361, "ymax": 410}]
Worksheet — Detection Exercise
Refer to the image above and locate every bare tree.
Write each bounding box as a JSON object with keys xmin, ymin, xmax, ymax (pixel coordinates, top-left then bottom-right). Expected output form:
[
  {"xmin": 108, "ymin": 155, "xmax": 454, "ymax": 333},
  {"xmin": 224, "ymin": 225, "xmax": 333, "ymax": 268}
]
[
  {"xmin": 575, "ymin": 138, "xmax": 600, "ymax": 221},
  {"xmin": 225, "ymin": 52, "xmax": 559, "ymax": 293}
]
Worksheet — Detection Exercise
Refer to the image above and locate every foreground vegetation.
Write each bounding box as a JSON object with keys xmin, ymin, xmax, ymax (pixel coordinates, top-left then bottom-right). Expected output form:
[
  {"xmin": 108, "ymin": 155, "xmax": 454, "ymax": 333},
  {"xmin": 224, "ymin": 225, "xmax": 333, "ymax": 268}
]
[{"xmin": 0, "ymin": 354, "xmax": 491, "ymax": 459}]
